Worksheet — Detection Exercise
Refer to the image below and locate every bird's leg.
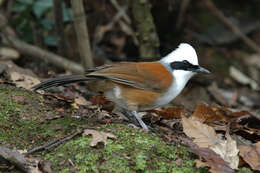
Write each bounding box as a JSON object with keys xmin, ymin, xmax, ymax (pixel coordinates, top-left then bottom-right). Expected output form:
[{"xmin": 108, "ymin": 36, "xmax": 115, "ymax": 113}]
[
  {"xmin": 122, "ymin": 109, "xmax": 139, "ymax": 126},
  {"xmin": 132, "ymin": 111, "xmax": 149, "ymax": 131},
  {"xmin": 122, "ymin": 109, "xmax": 149, "ymax": 131}
]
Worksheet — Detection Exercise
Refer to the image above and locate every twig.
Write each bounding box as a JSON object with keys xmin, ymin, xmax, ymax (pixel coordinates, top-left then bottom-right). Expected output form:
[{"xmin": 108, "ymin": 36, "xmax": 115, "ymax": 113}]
[
  {"xmin": 203, "ymin": 0, "xmax": 260, "ymax": 54},
  {"xmin": 53, "ymin": 0, "xmax": 68, "ymax": 57},
  {"xmin": 107, "ymin": 5, "xmax": 128, "ymax": 28},
  {"xmin": 71, "ymin": 0, "xmax": 94, "ymax": 69},
  {"xmin": 131, "ymin": 0, "xmax": 160, "ymax": 59},
  {"xmin": 25, "ymin": 130, "xmax": 83, "ymax": 156},
  {"xmin": 110, "ymin": 0, "xmax": 131, "ymax": 24},
  {"xmin": 0, "ymin": 146, "xmax": 44, "ymax": 173},
  {"xmin": 0, "ymin": 12, "xmax": 84, "ymax": 74},
  {"xmin": 176, "ymin": 0, "xmax": 190, "ymax": 29},
  {"xmin": 6, "ymin": 0, "xmax": 14, "ymax": 19},
  {"xmin": 5, "ymin": 36, "xmax": 84, "ymax": 73}
]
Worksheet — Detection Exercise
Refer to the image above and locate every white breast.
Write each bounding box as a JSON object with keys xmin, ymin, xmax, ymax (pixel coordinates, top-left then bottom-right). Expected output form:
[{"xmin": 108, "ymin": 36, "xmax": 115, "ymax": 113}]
[{"xmin": 155, "ymin": 70, "xmax": 195, "ymax": 108}]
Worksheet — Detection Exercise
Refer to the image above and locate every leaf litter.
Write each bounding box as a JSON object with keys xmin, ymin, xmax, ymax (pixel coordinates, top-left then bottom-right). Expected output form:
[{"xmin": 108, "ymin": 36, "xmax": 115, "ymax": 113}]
[{"xmin": 82, "ymin": 129, "xmax": 117, "ymax": 147}]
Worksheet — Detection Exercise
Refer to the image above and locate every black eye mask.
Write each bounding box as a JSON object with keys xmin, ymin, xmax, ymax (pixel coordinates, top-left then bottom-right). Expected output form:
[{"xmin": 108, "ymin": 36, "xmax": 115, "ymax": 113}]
[{"xmin": 170, "ymin": 60, "xmax": 200, "ymax": 72}]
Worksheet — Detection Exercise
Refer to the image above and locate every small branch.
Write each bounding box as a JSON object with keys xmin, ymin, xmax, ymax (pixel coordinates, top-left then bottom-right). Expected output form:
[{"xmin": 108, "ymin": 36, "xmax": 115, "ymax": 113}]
[
  {"xmin": 71, "ymin": 0, "xmax": 94, "ymax": 69},
  {"xmin": 0, "ymin": 146, "xmax": 52, "ymax": 173},
  {"xmin": 0, "ymin": 12, "xmax": 84, "ymax": 74},
  {"xmin": 131, "ymin": 0, "xmax": 160, "ymax": 59},
  {"xmin": 53, "ymin": 0, "xmax": 68, "ymax": 57},
  {"xmin": 25, "ymin": 130, "xmax": 83, "ymax": 156},
  {"xmin": 110, "ymin": 0, "xmax": 131, "ymax": 24},
  {"xmin": 176, "ymin": 0, "xmax": 190, "ymax": 29},
  {"xmin": 203, "ymin": 0, "xmax": 260, "ymax": 54},
  {"xmin": 6, "ymin": 0, "xmax": 14, "ymax": 19},
  {"xmin": 5, "ymin": 36, "xmax": 84, "ymax": 73}
]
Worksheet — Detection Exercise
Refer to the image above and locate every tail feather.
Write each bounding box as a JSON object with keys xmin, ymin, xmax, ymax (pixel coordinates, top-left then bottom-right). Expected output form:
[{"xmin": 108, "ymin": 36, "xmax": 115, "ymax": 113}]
[{"xmin": 32, "ymin": 75, "xmax": 94, "ymax": 90}]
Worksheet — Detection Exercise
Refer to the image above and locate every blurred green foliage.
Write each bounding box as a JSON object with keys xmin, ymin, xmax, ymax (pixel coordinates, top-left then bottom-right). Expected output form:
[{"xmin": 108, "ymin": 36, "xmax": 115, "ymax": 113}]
[{"xmin": 12, "ymin": 0, "xmax": 73, "ymax": 46}]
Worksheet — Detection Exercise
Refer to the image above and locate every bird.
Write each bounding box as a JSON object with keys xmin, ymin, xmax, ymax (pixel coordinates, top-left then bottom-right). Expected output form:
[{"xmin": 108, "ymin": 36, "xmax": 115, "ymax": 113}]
[{"xmin": 33, "ymin": 43, "xmax": 210, "ymax": 131}]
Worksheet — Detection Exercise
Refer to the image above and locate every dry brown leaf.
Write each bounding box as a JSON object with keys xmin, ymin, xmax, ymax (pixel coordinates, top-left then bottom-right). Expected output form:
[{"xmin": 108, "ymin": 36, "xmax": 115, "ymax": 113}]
[
  {"xmin": 189, "ymin": 143, "xmax": 234, "ymax": 173},
  {"xmin": 74, "ymin": 96, "xmax": 92, "ymax": 106},
  {"xmin": 192, "ymin": 104, "xmax": 221, "ymax": 123},
  {"xmin": 207, "ymin": 82, "xmax": 228, "ymax": 106},
  {"xmin": 0, "ymin": 47, "xmax": 20, "ymax": 60},
  {"xmin": 147, "ymin": 107, "xmax": 187, "ymax": 120},
  {"xmin": 195, "ymin": 159, "xmax": 208, "ymax": 168},
  {"xmin": 182, "ymin": 116, "xmax": 239, "ymax": 169},
  {"xmin": 90, "ymin": 94, "xmax": 114, "ymax": 111},
  {"xmin": 211, "ymin": 133, "xmax": 239, "ymax": 170},
  {"xmin": 83, "ymin": 129, "xmax": 117, "ymax": 147},
  {"xmin": 182, "ymin": 116, "xmax": 218, "ymax": 148},
  {"xmin": 12, "ymin": 96, "xmax": 25, "ymax": 103},
  {"xmin": 192, "ymin": 104, "xmax": 253, "ymax": 124},
  {"xmin": 238, "ymin": 142, "xmax": 260, "ymax": 170},
  {"xmin": 10, "ymin": 71, "xmax": 41, "ymax": 90},
  {"xmin": 230, "ymin": 66, "xmax": 259, "ymax": 90}
]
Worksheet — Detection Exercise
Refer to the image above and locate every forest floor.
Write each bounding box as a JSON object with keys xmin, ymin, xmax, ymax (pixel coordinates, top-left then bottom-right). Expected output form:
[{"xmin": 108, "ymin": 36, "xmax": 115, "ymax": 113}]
[{"xmin": 0, "ymin": 83, "xmax": 210, "ymax": 173}]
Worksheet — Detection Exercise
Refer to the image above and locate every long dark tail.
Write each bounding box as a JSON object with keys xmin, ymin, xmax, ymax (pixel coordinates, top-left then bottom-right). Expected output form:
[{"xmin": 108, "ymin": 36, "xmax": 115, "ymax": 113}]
[{"xmin": 32, "ymin": 75, "xmax": 94, "ymax": 90}]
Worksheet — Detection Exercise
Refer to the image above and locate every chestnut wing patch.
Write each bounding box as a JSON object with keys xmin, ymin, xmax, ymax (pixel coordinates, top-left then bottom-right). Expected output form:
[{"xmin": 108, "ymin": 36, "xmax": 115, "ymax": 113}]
[{"xmin": 86, "ymin": 62, "xmax": 173, "ymax": 91}]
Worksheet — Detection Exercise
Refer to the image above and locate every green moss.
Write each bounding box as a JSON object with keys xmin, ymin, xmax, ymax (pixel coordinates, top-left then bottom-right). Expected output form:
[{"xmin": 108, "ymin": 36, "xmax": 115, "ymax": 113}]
[
  {"xmin": 2, "ymin": 84, "xmax": 247, "ymax": 172},
  {"xmin": 0, "ymin": 84, "xmax": 208, "ymax": 172},
  {"xmin": 43, "ymin": 124, "xmax": 203, "ymax": 172},
  {"xmin": 237, "ymin": 167, "xmax": 253, "ymax": 173},
  {"xmin": 0, "ymin": 85, "xmax": 85, "ymax": 149}
]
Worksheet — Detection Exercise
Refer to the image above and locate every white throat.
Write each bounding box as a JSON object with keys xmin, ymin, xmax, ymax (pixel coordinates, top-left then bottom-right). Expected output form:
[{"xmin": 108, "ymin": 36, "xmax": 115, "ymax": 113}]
[
  {"xmin": 154, "ymin": 68, "xmax": 195, "ymax": 108},
  {"xmin": 153, "ymin": 43, "xmax": 198, "ymax": 108}
]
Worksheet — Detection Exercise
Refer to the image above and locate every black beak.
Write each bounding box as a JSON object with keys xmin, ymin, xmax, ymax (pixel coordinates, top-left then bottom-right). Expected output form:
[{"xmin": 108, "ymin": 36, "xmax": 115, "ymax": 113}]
[{"xmin": 195, "ymin": 66, "xmax": 211, "ymax": 74}]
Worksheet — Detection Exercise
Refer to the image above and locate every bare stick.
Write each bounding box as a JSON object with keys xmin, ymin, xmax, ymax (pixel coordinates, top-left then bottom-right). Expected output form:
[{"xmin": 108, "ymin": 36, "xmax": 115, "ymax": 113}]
[
  {"xmin": 25, "ymin": 130, "xmax": 82, "ymax": 155},
  {"xmin": 203, "ymin": 0, "xmax": 260, "ymax": 54},
  {"xmin": 0, "ymin": 146, "xmax": 46, "ymax": 173},
  {"xmin": 0, "ymin": 12, "xmax": 84, "ymax": 74},
  {"xmin": 53, "ymin": 0, "xmax": 68, "ymax": 57},
  {"xmin": 71, "ymin": 0, "xmax": 94, "ymax": 69},
  {"xmin": 5, "ymin": 36, "xmax": 84, "ymax": 73},
  {"xmin": 110, "ymin": 0, "xmax": 131, "ymax": 24},
  {"xmin": 176, "ymin": 0, "xmax": 190, "ymax": 29},
  {"xmin": 131, "ymin": 0, "xmax": 160, "ymax": 59}
]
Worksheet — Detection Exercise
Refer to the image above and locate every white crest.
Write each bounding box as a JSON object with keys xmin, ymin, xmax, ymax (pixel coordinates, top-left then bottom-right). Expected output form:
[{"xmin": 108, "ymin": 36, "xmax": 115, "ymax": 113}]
[{"xmin": 160, "ymin": 43, "xmax": 199, "ymax": 65}]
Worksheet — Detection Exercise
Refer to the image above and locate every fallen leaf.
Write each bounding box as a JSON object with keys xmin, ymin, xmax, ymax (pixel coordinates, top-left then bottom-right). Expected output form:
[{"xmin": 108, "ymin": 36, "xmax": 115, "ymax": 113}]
[
  {"xmin": 71, "ymin": 103, "xmax": 79, "ymax": 109},
  {"xmin": 192, "ymin": 104, "xmax": 253, "ymax": 124},
  {"xmin": 238, "ymin": 142, "xmax": 260, "ymax": 170},
  {"xmin": 207, "ymin": 82, "xmax": 228, "ymax": 106},
  {"xmin": 182, "ymin": 116, "xmax": 218, "ymax": 148},
  {"xmin": 192, "ymin": 104, "xmax": 221, "ymax": 123},
  {"xmin": 12, "ymin": 96, "xmax": 25, "ymax": 103},
  {"xmin": 246, "ymin": 54, "xmax": 260, "ymax": 69},
  {"xmin": 45, "ymin": 93, "xmax": 74, "ymax": 103},
  {"xmin": 83, "ymin": 129, "xmax": 116, "ymax": 147},
  {"xmin": 90, "ymin": 94, "xmax": 114, "ymax": 111},
  {"xmin": 182, "ymin": 116, "xmax": 239, "ymax": 169},
  {"xmin": 192, "ymin": 148, "xmax": 234, "ymax": 173},
  {"xmin": 10, "ymin": 71, "xmax": 40, "ymax": 90},
  {"xmin": 0, "ymin": 47, "xmax": 20, "ymax": 60},
  {"xmin": 74, "ymin": 96, "xmax": 92, "ymax": 106},
  {"xmin": 230, "ymin": 66, "xmax": 259, "ymax": 90},
  {"xmin": 211, "ymin": 133, "xmax": 239, "ymax": 170},
  {"xmin": 147, "ymin": 107, "xmax": 187, "ymax": 120},
  {"xmin": 183, "ymin": 138, "xmax": 234, "ymax": 173}
]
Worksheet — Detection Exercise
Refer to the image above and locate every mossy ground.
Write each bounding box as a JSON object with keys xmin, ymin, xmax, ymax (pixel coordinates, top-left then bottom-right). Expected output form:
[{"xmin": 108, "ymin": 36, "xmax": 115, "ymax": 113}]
[
  {"xmin": 1, "ymin": 84, "xmax": 252, "ymax": 173},
  {"xmin": 0, "ymin": 84, "xmax": 205, "ymax": 172},
  {"xmin": 44, "ymin": 123, "xmax": 207, "ymax": 173}
]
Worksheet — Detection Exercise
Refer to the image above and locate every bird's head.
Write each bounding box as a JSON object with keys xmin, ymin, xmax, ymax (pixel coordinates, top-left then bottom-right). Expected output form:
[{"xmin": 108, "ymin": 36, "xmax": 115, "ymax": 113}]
[{"xmin": 160, "ymin": 43, "xmax": 210, "ymax": 81}]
